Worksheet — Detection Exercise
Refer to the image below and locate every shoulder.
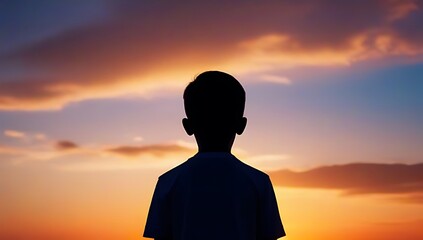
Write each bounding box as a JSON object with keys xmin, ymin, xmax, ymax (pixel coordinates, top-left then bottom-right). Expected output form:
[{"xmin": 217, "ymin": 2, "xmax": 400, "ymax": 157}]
[
  {"xmin": 235, "ymin": 156, "xmax": 269, "ymax": 178},
  {"xmin": 233, "ymin": 156, "xmax": 271, "ymax": 186},
  {"xmin": 157, "ymin": 156, "xmax": 193, "ymax": 188}
]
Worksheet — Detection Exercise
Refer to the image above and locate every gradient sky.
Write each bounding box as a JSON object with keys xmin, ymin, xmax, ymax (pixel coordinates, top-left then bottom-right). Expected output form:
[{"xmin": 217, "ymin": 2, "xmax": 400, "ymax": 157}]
[{"xmin": 0, "ymin": 1, "xmax": 422, "ymax": 240}]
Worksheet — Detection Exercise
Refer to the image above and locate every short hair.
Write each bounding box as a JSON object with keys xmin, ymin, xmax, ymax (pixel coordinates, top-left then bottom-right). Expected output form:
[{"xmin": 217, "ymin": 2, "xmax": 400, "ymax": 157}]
[{"xmin": 183, "ymin": 71, "xmax": 245, "ymax": 122}]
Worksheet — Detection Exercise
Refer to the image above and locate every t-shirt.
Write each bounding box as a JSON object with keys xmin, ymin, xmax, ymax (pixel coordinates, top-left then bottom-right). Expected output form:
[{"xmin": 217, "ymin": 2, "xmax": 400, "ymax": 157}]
[{"xmin": 143, "ymin": 152, "xmax": 286, "ymax": 240}]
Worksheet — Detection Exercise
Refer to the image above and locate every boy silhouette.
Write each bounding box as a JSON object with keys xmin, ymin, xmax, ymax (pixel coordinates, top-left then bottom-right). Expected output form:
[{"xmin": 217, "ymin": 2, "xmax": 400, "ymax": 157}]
[{"xmin": 143, "ymin": 71, "xmax": 285, "ymax": 240}]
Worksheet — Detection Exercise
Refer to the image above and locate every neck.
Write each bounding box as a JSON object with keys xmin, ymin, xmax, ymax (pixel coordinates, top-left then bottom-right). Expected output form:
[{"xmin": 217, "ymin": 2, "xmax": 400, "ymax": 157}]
[
  {"xmin": 194, "ymin": 132, "xmax": 236, "ymax": 153},
  {"xmin": 198, "ymin": 145, "xmax": 232, "ymax": 153},
  {"xmin": 195, "ymin": 137, "xmax": 235, "ymax": 153}
]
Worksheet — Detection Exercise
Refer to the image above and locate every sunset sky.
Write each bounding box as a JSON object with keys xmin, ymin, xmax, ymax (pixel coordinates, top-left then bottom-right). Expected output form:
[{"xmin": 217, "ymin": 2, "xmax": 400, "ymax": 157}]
[{"xmin": 1, "ymin": 1, "xmax": 422, "ymax": 239}]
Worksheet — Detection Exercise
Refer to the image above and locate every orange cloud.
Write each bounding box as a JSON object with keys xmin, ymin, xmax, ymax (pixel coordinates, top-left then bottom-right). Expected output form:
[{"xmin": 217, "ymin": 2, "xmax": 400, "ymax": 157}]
[
  {"xmin": 0, "ymin": 144, "xmax": 20, "ymax": 155},
  {"xmin": 0, "ymin": 142, "xmax": 63, "ymax": 162},
  {"xmin": 0, "ymin": 0, "xmax": 422, "ymax": 111},
  {"xmin": 106, "ymin": 143, "xmax": 194, "ymax": 158},
  {"xmin": 389, "ymin": 193, "xmax": 423, "ymax": 204},
  {"xmin": 269, "ymin": 162, "xmax": 423, "ymax": 203}
]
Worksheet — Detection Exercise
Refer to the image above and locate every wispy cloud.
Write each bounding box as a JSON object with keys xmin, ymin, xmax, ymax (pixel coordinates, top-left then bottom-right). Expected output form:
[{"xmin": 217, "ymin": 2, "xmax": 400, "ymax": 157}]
[
  {"xmin": 259, "ymin": 74, "xmax": 292, "ymax": 85},
  {"xmin": 34, "ymin": 133, "xmax": 47, "ymax": 140},
  {"xmin": 3, "ymin": 129, "xmax": 26, "ymax": 139},
  {"xmin": 0, "ymin": 138, "xmax": 196, "ymax": 164},
  {"xmin": 132, "ymin": 136, "xmax": 144, "ymax": 142},
  {"xmin": 3, "ymin": 129, "xmax": 48, "ymax": 143},
  {"xmin": 106, "ymin": 143, "xmax": 194, "ymax": 158},
  {"xmin": 388, "ymin": 194, "xmax": 423, "ymax": 204},
  {"xmin": 0, "ymin": 144, "xmax": 20, "ymax": 155},
  {"xmin": 0, "ymin": 0, "xmax": 422, "ymax": 110}
]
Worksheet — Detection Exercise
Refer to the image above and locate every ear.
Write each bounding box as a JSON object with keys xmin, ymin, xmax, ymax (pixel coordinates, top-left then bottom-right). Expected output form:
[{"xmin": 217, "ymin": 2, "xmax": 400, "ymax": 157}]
[
  {"xmin": 182, "ymin": 118, "xmax": 194, "ymax": 136},
  {"xmin": 235, "ymin": 117, "xmax": 247, "ymax": 135}
]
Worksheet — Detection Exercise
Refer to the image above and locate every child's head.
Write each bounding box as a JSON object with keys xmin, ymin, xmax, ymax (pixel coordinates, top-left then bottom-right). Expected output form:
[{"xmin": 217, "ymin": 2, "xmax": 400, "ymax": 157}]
[{"xmin": 183, "ymin": 71, "xmax": 247, "ymax": 152}]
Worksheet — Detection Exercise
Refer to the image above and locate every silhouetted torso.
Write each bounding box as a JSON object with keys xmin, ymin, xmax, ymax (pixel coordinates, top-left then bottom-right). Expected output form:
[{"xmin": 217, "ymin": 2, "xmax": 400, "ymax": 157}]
[{"xmin": 144, "ymin": 152, "xmax": 285, "ymax": 240}]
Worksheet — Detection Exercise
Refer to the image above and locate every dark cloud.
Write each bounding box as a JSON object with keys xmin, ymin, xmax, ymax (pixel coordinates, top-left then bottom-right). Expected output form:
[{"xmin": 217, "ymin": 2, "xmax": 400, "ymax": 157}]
[
  {"xmin": 393, "ymin": 2, "xmax": 423, "ymax": 45},
  {"xmin": 106, "ymin": 143, "xmax": 193, "ymax": 158},
  {"xmin": 269, "ymin": 162, "xmax": 423, "ymax": 202},
  {"xmin": 0, "ymin": 0, "xmax": 422, "ymax": 110},
  {"xmin": 55, "ymin": 140, "xmax": 79, "ymax": 150}
]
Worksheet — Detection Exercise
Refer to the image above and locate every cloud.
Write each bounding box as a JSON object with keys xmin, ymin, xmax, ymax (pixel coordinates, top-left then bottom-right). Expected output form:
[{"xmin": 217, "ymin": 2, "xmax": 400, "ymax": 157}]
[
  {"xmin": 388, "ymin": 193, "xmax": 423, "ymax": 204},
  {"xmin": 3, "ymin": 129, "xmax": 26, "ymax": 138},
  {"xmin": 0, "ymin": 0, "xmax": 422, "ymax": 110},
  {"xmin": 269, "ymin": 162, "xmax": 423, "ymax": 202},
  {"xmin": 0, "ymin": 144, "xmax": 20, "ymax": 155},
  {"xmin": 133, "ymin": 136, "xmax": 144, "ymax": 142},
  {"xmin": 0, "ymin": 142, "xmax": 65, "ymax": 162},
  {"xmin": 0, "ymin": 137, "xmax": 195, "ymax": 163},
  {"xmin": 106, "ymin": 143, "xmax": 194, "ymax": 158},
  {"xmin": 259, "ymin": 74, "xmax": 291, "ymax": 85},
  {"xmin": 1, "ymin": 136, "xmax": 290, "ymax": 171},
  {"xmin": 3, "ymin": 130, "xmax": 48, "ymax": 143},
  {"xmin": 243, "ymin": 154, "xmax": 291, "ymax": 171},
  {"xmin": 34, "ymin": 133, "xmax": 47, "ymax": 140},
  {"xmin": 54, "ymin": 140, "xmax": 79, "ymax": 151}
]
